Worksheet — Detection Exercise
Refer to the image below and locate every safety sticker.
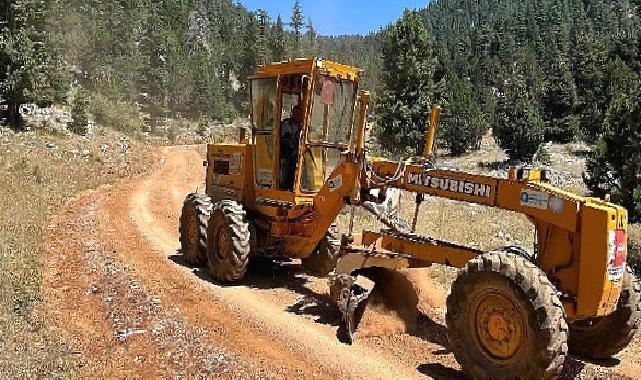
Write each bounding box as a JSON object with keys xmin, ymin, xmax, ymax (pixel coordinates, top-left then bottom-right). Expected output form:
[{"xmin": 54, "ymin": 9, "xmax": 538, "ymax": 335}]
[
  {"xmin": 257, "ymin": 169, "xmax": 272, "ymax": 186},
  {"xmin": 520, "ymin": 189, "xmax": 549, "ymax": 210},
  {"xmin": 328, "ymin": 175, "xmax": 342, "ymax": 192},
  {"xmin": 607, "ymin": 230, "xmax": 627, "ymax": 281},
  {"xmin": 548, "ymin": 196, "xmax": 565, "ymax": 214},
  {"xmin": 229, "ymin": 153, "xmax": 243, "ymax": 175},
  {"xmin": 320, "ymin": 77, "xmax": 336, "ymax": 105}
]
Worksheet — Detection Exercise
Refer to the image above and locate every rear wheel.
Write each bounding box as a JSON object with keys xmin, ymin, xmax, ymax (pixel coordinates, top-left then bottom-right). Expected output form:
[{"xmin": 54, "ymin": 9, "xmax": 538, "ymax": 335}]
[
  {"xmin": 446, "ymin": 251, "xmax": 568, "ymax": 379},
  {"xmin": 568, "ymin": 268, "xmax": 641, "ymax": 359},
  {"xmin": 179, "ymin": 193, "xmax": 212, "ymax": 266},
  {"xmin": 302, "ymin": 225, "xmax": 340, "ymax": 277},
  {"xmin": 206, "ymin": 200, "xmax": 250, "ymax": 283}
]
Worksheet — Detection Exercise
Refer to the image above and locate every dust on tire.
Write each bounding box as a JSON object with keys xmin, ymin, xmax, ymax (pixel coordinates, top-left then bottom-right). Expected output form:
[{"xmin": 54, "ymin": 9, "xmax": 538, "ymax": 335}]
[
  {"xmin": 446, "ymin": 251, "xmax": 568, "ymax": 379},
  {"xmin": 206, "ymin": 200, "xmax": 250, "ymax": 283}
]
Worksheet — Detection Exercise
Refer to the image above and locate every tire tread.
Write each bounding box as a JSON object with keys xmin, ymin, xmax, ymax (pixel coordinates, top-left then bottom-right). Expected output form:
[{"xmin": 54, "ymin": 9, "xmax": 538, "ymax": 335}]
[
  {"xmin": 446, "ymin": 249, "xmax": 568, "ymax": 379},
  {"xmin": 207, "ymin": 200, "xmax": 250, "ymax": 283},
  {"xmin": 179, "ymin": 193, "xmax": 212, "ymax": 266}
]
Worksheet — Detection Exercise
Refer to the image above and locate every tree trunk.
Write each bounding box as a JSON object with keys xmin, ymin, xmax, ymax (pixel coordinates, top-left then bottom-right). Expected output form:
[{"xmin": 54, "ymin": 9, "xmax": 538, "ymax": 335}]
[{"xmin": 4, "ymin": 100, "xmax": 23, "ymax": 130}]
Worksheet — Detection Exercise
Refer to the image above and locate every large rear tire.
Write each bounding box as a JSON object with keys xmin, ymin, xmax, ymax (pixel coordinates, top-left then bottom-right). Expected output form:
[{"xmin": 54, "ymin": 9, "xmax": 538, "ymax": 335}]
[
  {"xmin": 302, "ymin": 225, "xmax": 340, "ymax": 277},
  {"xmin": 568, "ymin": 267, "xmax": 641, "ymax": 359},
  {"xmin": 446, "ymin": 251, "xmax": 568, "ymax": 379},
  {"xmin": 179, "ymin": 193, "xmax": 212, "ymax": 266},
  {"xmin": 206, "ymin": 200, "xmax": 250, "ymax": 283}
]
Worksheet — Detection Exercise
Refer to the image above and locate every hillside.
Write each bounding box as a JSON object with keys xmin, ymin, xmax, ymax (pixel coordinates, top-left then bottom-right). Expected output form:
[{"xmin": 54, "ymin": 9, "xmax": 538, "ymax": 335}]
[{"xmin": 7, "ymin": 0, "xmax": 640, "ymax": 143}]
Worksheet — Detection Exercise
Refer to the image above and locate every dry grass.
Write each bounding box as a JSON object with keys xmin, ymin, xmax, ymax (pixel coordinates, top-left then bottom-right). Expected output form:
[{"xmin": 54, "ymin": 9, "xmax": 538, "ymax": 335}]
[
  {"xmin": 0, "ymin": 128, "xmax": 154, "ymax": 377},
  {"xmin": 336, "ymin": 195, "xmax": 535, "ymax": 286}
]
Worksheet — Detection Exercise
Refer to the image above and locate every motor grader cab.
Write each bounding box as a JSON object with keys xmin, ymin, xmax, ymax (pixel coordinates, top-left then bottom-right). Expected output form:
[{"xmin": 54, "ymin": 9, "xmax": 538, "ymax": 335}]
[
  {"xmin": 179, "ymin": 59, "xmax": 366, "ymax": 278},
  {"xmin": 180, "ymin": 58, "xmax": 640, "ymax": 379}
]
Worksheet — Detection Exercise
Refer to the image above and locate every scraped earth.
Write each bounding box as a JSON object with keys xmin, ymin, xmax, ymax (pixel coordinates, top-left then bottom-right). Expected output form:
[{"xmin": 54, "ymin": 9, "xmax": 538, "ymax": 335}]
[{"xmin": 45, "ymin": 145, "xmax": 641, "ymax": 378}]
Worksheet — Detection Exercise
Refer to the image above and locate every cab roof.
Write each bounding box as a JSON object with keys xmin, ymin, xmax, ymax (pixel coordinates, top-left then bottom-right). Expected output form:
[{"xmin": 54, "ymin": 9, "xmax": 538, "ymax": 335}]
[{"xmin": 251, "ymin": 58, "xmax": 363, "ymax": 82}]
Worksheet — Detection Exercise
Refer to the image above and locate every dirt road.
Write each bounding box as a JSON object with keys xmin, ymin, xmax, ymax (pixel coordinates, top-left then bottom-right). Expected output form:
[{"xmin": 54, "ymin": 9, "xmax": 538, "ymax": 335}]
[{"xmin": 44, "ymin": 146, "xmax": 641, "ymax": 378}]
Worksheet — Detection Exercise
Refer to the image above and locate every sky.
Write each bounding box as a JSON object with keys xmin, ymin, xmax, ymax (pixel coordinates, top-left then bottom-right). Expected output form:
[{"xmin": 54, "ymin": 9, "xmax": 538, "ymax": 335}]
[{"xmin": 238, "ymin": 1, "xmax": 430, "ymax": 36}]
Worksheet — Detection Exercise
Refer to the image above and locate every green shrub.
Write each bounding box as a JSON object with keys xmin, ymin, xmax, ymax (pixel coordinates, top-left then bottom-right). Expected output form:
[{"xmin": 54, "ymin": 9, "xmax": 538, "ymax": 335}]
[
  {"xmin": 534, "ymin": 144, "xmax": 552, "ymax": 165},
  {"xmin": 629, "ymin": 225, "xmax": 641, "ymax": 278},
  {"xmin": 69, "ymin": 87, "xmax": 89, "ymax": 135},
  {"xmin": 89, "ymin": 93, "xmax": 143, "ymax": 133}
]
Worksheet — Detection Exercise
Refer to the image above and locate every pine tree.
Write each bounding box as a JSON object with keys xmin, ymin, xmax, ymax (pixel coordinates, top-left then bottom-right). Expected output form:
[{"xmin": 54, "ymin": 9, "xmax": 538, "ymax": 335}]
[
  {"xmin": 542, "ymin": 55, "xmax": 579, "ymax": 143},
  {"xmin": 494, "ymin": 66, "xmax": 545, "ymax": 162},
  {"xmin": 139, "ymin": 0, "xmax": 168, "ymax": 132},
  {"xmin": 0, "ymin": 0, "xmax": 68, "ymax": 129},
  {"xmin": 605, "ymin": 57, "xmax": 639, "ymax": 100},
  {"xmin": 290, "ymin": 0, "xmax": 304, "ymax": 57},
  {"xmin": 439, "ymin": 72, "xmax": 486, "ymax": 156},
  {"xmin": 585, "ymin": 89, "xmax": 641, "ymax": 222},
  {"xmin": 305, "ymin": 17, "xmax": 316, "ymax": 53},
  {"xmin": 238, "ymin": 13, "xmax": 260, "ymax": 100},
  {"xmin": 573, "ymin": 19, "xmax": 608, "ymax": 139},
  {"xmin": 256, "ymin": 9, "xmax": 269, "ymax": 65},
  {"xmin": 376, "ymin": 9, "xmax": 436, "ymax": 155},
  {"xmin": 271, "ymin": 15, "xmax": 286, "ymax": 61}
]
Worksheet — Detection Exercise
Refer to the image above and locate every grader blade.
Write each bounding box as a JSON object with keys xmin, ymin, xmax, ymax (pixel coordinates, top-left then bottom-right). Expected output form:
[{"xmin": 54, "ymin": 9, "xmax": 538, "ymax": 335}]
[
  {"xmin": 338, "ymin": 283, "xmax": 371, "ymax": 343},
  {"xmin": 330, "ymin": 274, "xmax": 373, "ymax": 343}
]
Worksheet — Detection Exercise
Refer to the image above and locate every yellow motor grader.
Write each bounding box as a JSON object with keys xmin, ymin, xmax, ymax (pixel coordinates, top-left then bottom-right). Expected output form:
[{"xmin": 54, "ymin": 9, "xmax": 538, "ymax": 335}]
[{"xmin": 179, "ymin": 58, "xmax": 640, "ymax": 379}]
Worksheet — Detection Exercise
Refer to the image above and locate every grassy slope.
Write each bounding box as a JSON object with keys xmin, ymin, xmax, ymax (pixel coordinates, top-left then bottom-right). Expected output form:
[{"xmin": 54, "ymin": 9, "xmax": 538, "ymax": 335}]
[{"xmin": 0, "ymin": 128, "xmax": 154, "ymax": 377}]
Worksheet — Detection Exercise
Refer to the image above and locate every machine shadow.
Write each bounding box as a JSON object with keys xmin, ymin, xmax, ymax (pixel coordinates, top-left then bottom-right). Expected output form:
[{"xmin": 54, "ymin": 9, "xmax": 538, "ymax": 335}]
[
  {"xmin": 241, "ymin": 258, "xmax": 344, "ymax": 327},
  {"xmin": 169, "ymin": 251, "xmax": 465, "ymax": 351},
  {"xmin": 560, "ymin": 356, "xmax": 587, "ymax": 379},
  {"xmin": 417, "ymin": 352, "xmax": 592, "ymax": 380},
  {"xmin": 412, "ymin": 313, "xmax": 450, "ymax": 348},
  {"xmin": 417, "ymin": 363, "xmax": 465, "ymax": 379},
  {"xmin": 168, "ymin": 251, "xmax": 343, "ymax": 328},
  {"xmin": 416, "ymin": 350, "xmax": 597, "ymax": 380}
]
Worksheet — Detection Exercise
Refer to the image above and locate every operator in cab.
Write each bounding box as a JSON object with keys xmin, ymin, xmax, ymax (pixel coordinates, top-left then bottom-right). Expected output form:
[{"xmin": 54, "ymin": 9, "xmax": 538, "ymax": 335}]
[{"xmin": 280, "ymin": 104, "xmax": 303, "ymax": 190}]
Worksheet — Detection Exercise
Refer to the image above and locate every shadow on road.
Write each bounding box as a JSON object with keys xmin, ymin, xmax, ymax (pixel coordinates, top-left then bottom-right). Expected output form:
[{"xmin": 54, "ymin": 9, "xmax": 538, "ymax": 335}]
[
  {"xmin": 418, "ymin": 355, "xmax": 594, "ymax": 380},
  {"xmin": 170, "ymin": 250, "xmax": 468, "ymax": 376},
  {"xmin": 168, "ymin": 251, "xmax": 194, "ymax": 267},
  {"xmin": 169, "ymin": 251, "xmax": 343, "ymax": 328},
  {"xmin": 413, "ymin": 314, "xmax": 450, "ymax": 348},
  {"xmin": 417, "ymin": 363, "xmax": 465, "ymax": 379}
]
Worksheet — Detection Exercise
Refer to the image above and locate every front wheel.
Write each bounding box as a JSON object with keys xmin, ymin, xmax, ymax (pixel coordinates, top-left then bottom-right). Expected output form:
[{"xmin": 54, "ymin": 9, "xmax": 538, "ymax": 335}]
[
  {"xmin": 568, "ymin": 267, "xmax": 641, "ymax": 359},
  {"xmin": 446, "ymin": 251, "xmax": 568, "ymax": 379}
]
